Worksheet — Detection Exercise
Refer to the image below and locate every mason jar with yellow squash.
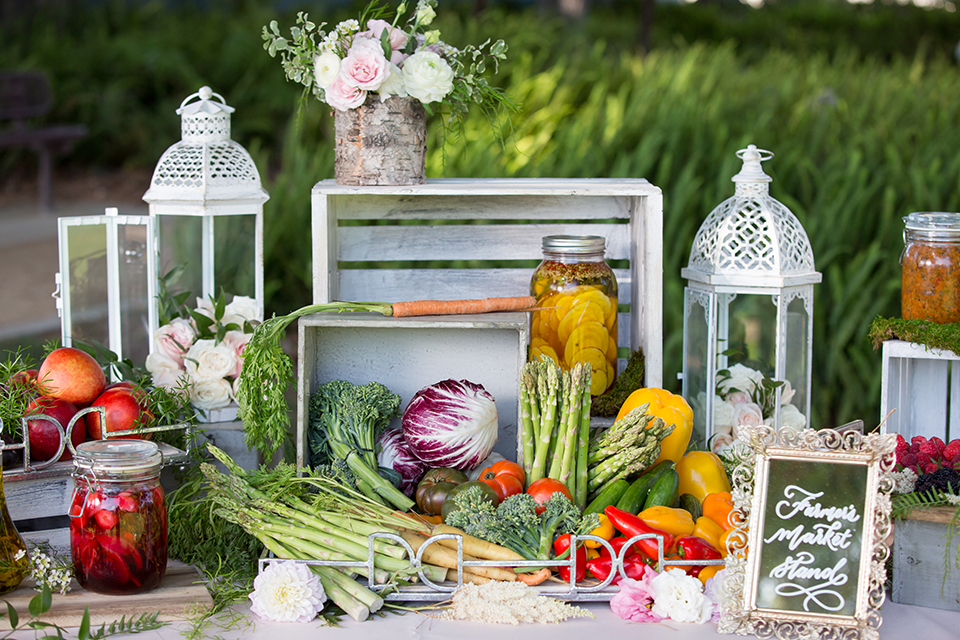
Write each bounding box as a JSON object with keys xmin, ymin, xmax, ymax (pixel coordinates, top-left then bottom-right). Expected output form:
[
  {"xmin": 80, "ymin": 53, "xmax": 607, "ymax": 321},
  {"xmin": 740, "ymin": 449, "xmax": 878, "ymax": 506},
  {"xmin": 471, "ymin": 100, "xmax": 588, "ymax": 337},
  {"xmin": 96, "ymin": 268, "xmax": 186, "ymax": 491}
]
[{"xmin": 529, "ymin": 235, "xmax": 618, "ymax": 396}]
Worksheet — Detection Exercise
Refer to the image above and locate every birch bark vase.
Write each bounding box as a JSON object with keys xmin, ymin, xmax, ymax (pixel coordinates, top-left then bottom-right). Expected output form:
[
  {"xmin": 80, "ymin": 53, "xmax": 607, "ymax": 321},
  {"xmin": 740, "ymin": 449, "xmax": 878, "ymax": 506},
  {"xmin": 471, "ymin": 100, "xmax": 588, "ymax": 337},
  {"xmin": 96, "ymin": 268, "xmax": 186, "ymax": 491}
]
[{"xmin": 334, "ymin": 96, "xmax": 427, "ymax": 186}]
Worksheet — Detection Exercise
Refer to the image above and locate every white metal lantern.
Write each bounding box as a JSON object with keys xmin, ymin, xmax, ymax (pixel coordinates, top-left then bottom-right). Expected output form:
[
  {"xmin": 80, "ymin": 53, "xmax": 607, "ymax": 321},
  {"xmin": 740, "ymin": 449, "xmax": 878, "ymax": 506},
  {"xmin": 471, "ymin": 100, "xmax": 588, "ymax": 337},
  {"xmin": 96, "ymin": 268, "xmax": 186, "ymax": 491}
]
[
  {"xmin": 681, "ymin": 145, "xmax": 821, "ymax": 449},
  {"xmin": 143, "ymin": 86, "xmax": 268, "ymax": 322}
]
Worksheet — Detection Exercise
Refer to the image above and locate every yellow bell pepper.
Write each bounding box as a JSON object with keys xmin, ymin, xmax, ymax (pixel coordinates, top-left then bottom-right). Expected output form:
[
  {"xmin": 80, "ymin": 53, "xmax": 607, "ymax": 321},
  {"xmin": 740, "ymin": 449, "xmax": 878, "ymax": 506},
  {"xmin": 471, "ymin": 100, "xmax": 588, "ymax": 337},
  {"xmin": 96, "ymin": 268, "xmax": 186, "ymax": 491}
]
[
  {"xmin": 615, "ymin": 388, "xmax": 694, "ymax": 465},
  {"xmin": 637, "ymin": 506, "xmax": 696, "ymax": 538},
  {"xmin": 691, "ymin": 516, "xmax": 724, "ymax": 551},
  {"xmin": 676, "ymin": 451, "xmax": 731, "ymax": 502},
  {"xmin": 697, "ymin": 564, "xmax": 723, "ymax": 586},
  {"xmin": 584, "ymin": 513, "xmax": 615, "ymax": 548}
]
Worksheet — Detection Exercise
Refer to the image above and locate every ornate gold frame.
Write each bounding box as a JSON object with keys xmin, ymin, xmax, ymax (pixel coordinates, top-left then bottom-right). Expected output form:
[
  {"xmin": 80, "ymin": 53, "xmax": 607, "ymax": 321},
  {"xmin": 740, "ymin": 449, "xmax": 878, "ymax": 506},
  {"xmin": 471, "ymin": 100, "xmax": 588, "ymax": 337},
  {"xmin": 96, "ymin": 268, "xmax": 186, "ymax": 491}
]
[{"xmin": 717, "ymin": 425, "xmax": 897, "ymax": 639}]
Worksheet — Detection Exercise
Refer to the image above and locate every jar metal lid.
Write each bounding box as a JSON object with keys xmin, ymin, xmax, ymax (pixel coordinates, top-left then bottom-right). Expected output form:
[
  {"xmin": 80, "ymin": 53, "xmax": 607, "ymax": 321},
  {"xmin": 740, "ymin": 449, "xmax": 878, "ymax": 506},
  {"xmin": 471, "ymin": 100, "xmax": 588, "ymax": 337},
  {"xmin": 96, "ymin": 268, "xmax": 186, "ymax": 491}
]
[
  {"xmin": 541, "ymin": 235, "xmax": 606, "ymax": 253},
  {"xmin": 73, "ymin": 439, "xmax": 162, "ymax": 476},
  {"xmin": 903, "ymin": 212, "xmax": 960, "ymax": 239}
]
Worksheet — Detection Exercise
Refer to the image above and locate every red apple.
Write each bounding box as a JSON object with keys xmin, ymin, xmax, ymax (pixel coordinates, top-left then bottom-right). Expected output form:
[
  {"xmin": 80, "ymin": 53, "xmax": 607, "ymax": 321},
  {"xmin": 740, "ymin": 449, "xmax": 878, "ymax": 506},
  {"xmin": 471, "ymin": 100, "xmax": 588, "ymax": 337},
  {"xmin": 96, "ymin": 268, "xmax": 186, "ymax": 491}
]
[
  {"xmin": 37, "ymin": 348, "xmax": 106, "ymax": 407},
  {"xmin": 26, "ymin": 396, "xmax": 84, "ymax": 462},
  {"xmin": 86, "ymin": 387, "xmax": 153, "ymax": 441}
]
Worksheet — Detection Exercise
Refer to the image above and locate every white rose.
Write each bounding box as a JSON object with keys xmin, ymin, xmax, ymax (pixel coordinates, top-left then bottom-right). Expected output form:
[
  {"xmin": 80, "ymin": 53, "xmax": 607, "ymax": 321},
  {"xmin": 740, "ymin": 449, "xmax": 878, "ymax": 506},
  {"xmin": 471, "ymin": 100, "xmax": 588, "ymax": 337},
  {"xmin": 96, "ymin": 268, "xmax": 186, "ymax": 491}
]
[
  {"xmin": 733, "ymin": 402, "xmax": 764, "ymax": 427},
  {"xmin": 718, "ymin": 363, "xmax": 763, "ymax": 396},
  {"xmin": 711, "ymin": 432, "xmax": 735, "ymax": 456},
  {"xmin": 377, "ymin": 63, "xmax": 407, "ymax": 101},
  {"xmin": 402, "ymin": 51, "xmax": 454, "ymax": 104},
  {"xmin": 779, "ymin": 379, "xmax": 797, "ymax": 406},
  {"xmin": 154, "ymin": 317, "xmax": 196, "ymax": 366},
  {"xmin": 650, "ymin": 568, "xmax": 714, "ymax": 624},
  {"xmin": 315, "ymin": 51, "xmax": 342, "ymax": 88},
  {"xmin": 779, "ymin": 403, "xmax": 807, "ymax": 434},
  {"xmin": 190, "ymin": 378, "xmax": 234, "ymax": 411},
  {"xmin": 146, "ymin": 351, "xmax": 187, "ymax": 390},
  {"xmin": 232, "ymin": 375, "xmax": 241, "ymax": 400},
  {"xmin": 713, "ymin": 396, "xmax": 735, "ymax": 429},
  {"xmin": 184, "ymin": 339, "xmax": 237, "ymax": 382},
  {"xmin": 223, "ymin": 295, "xmax": 262, "ymax": 328},
  {"xmin": 194, "ymin": 296, "xmax": 216, "ymax": 321}
]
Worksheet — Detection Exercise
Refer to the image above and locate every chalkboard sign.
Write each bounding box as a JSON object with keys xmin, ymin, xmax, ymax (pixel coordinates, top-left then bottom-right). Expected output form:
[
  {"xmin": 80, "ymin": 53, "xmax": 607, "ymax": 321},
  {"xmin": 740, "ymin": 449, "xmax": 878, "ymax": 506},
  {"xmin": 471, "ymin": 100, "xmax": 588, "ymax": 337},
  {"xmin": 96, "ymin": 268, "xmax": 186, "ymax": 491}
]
[{"xmin": 717, "ymin": 426, "xmax": 896, "ymax": 640}]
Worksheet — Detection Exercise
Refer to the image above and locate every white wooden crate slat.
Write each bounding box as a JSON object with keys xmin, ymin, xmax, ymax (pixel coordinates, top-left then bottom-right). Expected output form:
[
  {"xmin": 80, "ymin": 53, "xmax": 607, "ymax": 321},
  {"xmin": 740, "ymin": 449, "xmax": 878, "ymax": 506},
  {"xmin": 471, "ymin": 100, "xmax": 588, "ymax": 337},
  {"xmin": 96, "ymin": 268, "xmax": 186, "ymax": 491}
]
[
  {"xmin": 311, "ymin": 178, "xmax": 663, "ymax": 388},
  {"xmin": 336, "ymin": 223, "xmax": 632, "ymax": 262},
  {"xmin": 880, "ymin": 340, "xmax": 956, "ymax": 440},
  {"xmin": 334, "ymin": 194, "xmax": 634, "ymax": 221}
]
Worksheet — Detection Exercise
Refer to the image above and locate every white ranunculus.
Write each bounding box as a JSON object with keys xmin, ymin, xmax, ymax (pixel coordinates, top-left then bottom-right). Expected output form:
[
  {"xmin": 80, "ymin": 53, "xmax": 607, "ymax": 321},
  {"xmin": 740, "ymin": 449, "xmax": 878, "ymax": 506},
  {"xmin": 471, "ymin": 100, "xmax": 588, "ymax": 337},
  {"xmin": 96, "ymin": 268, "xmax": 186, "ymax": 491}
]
[
  {"xmin": 402, "ymin": 51, "xmax": 454, "ymax": 104},
  {"xmin": 189, "ymin": 378, "xmax": 234, "ymax": 410},
  {"xmin": 650, "ymin": 568, "xmax": 714, "ymax": 624},
  {"xmin": 154, "ymin": 317, "xmax": 196, "ymax": 366},
  {"xmin": 146, "ymin": 351, "xmax": 187, "ymax": 390},
  {"xmin": 718, "ymin": 363, "xmax": 764, "ymax": 396},
  {"xmin": 377, "ymin": 63, "xmax": 407, "ymax": 101},
  {"xmin": 314, "ymin": 51, "xmax": 342, "ymax": 88},
  {"xmin": 733, "ymin": 402, "xmax": 764, "ymax": 427},
  {"xmin": 184, "ymin": 339, "xmax": 237, "ymax": 382},
  {"xmin": 779, "ymin": 403, "xmax": 807, "ymax": 434},
  {"xmin": 713, "ymin": 397, "xmax": 735, "ymax": 430},
  {"xmin": 249, "ymin": 561, "xmax": 326, "ymax": 623},
  {"xmin": 779, "ymin": 379, "xmax": 797, "ymax": 406},
  {"xmin": 224, "ymin": 295, "xmax": 262, "ymax": 326}
]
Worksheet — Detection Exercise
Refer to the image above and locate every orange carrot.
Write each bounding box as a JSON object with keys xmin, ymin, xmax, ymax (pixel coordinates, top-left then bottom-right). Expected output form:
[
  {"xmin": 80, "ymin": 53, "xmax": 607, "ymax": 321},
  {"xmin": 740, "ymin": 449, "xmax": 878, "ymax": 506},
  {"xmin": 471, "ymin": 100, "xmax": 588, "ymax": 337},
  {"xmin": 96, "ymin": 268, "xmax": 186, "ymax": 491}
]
[
  {"xmin": 389, "ymin": 296, "xmax": 537, "ymax": 318},
  {"xmin": 516, "ymin": 568, "xmax": 551, "ymax": 586}
]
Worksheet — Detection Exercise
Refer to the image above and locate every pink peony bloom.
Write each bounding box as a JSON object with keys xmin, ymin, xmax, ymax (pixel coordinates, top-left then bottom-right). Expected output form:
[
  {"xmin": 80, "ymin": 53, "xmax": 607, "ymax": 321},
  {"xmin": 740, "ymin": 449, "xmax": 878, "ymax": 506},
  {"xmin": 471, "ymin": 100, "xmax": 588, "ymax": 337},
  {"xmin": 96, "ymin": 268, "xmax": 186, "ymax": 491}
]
[
  {"xmin": 325, "ymin": 75, "xmax": 367, "ymax": 111},
  {"xmin": 610, "ymin": 566, "xmax": 663, "ymax": 623},
  {"xmin": 340, "ymin": 37, "xmax": 389, "ymax": 90},
  {"xmin": 367, "ymin": 19, "xmax": 408, "ymax": 51}
]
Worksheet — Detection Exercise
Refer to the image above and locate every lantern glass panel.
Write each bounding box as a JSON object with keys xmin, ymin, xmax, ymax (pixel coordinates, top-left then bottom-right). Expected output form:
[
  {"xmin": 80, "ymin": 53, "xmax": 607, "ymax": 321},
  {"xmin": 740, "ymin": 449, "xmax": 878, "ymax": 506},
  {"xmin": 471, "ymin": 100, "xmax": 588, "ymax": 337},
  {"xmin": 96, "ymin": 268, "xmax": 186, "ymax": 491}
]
[
  {"xmin": 157, "ymin": 213, "xmax": 257, "ymax": 304},
  {"xmin": 684, "ymin": 288, "xmax": 711, "ymax": 441},
  {"xmin": 721, "ymin": 292, "xmax": 777, "ymax": 375},
  {"xmin": 783, "ymin": 293, "xmax": 811, "ymax": 427},
  {"xmin": 59, "ymin": 218, "xmax": 153, "ymax": 366}
]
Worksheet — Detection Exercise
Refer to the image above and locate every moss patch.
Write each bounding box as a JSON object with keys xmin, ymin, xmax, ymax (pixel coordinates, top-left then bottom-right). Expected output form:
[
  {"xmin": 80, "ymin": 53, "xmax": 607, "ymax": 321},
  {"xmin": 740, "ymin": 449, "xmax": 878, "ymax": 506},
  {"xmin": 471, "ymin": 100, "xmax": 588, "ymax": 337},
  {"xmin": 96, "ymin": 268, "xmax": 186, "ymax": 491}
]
[
  {"xmin": 869, "ymin": 317, "xmax": 960, "ymax": 355},
  {"xmin": 591, "ymin": 348, "xmax": 645, "ymax": 417}
]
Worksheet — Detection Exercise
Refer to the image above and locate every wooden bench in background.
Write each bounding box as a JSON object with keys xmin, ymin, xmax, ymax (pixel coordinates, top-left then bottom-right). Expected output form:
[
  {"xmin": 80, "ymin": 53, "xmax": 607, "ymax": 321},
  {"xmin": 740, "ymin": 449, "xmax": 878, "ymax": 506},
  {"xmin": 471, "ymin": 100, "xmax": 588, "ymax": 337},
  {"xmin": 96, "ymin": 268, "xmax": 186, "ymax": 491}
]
[{"xmin": 0, "ymin": 71, "xmax": 87, "ymax": 212}]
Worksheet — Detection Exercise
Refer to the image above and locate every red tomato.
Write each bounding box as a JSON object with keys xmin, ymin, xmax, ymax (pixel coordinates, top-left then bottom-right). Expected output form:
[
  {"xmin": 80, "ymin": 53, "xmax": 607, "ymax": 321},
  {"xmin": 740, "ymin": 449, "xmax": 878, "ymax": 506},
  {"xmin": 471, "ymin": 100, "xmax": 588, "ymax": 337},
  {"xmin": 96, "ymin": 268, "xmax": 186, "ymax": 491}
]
[
  {"xmin": 526, "ymin": 478, "xmax": 572, "ymax": 514},
  {"xmin": 477, "ymin": 460, "xmax": 526, "ymax": 502}
]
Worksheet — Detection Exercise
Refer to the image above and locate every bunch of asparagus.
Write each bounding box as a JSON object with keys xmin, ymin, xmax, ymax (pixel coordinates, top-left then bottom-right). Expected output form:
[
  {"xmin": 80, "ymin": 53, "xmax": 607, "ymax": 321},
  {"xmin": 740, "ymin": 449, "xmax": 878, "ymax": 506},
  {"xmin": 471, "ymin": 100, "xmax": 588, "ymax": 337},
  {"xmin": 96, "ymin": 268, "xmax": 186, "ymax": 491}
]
[
  {"xmin": 519, "ymin": 358, "xmax": 593, "ymax": 509},
  {"xmin": 586, "ymin": 404, "xmax": 674, "ymax": 494}
]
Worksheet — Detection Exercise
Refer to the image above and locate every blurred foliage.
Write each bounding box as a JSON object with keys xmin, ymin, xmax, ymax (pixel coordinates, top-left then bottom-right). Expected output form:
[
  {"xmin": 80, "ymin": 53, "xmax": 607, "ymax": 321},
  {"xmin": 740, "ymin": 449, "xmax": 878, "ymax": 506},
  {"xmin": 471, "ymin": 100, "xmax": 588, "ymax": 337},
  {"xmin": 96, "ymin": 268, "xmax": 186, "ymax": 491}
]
[{"xmin": 3, "ymin": 0, "xmax": 960, "ymax": 431}]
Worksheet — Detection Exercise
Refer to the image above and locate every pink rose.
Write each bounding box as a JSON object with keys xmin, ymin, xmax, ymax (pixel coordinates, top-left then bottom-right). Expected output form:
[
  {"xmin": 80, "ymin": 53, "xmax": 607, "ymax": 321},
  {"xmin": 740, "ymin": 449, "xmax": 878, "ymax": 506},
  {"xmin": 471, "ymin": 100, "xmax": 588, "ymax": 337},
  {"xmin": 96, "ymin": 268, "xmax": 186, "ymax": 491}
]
[
  {"xmin": 154, "ymin": 317, "xmax": 196, "ymax": 366},
  {"xmin": 726, "ymin": 390, "xmax": 750, "ymax": 405},
  {"xmin": 325, "ymin": 75, "xmax": 367, "ymax": 111},
  {"xmin": 609, "ymin": 567, "xmax": 663, "ymax": 623},
  {"xmin": 340, "ymin": 37, "xmax": 389, "ymax": 90},
  {"xmin": 222, "ymin": 330, "xmax": 251, "ymax": 378},
  {"xmin": 733, "ymin": 402, "xmax": 764, "ymax": 427},
  {"xmin": 367, "ymin": 19, "xmax": 408, "ymax": 51}
]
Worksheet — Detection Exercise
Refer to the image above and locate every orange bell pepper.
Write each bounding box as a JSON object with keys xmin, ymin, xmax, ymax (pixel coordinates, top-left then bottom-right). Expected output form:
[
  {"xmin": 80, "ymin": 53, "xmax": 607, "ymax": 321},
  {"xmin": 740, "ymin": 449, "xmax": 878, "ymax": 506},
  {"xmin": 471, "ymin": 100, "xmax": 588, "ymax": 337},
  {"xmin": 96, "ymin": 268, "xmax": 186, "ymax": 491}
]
[
  {"xmin": 717, "ymin": 528, "xmax": 748, "ymax": 559},
  {"xmin": 692, "ymin": 516, "xmax": 724, "ymax": 551},
  {"xmin": 637, "ymin": 506, "xmax": 696, "ymax": 538},
  {"xmin": 702, "ymin": 491, "xmax": 736, "ymax": 530}
]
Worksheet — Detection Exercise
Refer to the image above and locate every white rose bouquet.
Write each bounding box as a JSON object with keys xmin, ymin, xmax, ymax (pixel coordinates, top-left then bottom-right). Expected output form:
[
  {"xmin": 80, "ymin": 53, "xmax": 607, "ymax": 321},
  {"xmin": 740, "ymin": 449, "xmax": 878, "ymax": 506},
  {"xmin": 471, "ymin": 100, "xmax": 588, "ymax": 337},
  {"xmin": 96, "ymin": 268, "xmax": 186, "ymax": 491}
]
[
  {"xmin": 146, "ymin": 292, "xmax": 260, "ymax": 413},
  {"xmin": 262, "ymin": 0, "xmax": 512, "ymax": 124}
]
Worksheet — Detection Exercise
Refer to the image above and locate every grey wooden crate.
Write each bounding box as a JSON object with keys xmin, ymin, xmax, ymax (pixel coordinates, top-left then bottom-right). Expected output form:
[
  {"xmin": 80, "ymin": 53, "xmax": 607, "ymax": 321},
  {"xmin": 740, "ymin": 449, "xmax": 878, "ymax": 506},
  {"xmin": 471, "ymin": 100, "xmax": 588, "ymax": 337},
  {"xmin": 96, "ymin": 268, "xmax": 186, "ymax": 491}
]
[
  {"xmin": 296, "ymin": 312, "xmax": 528, "ymax": 470},
  {"xmin": 881, "ymin": 340, "xmax": 959, "ymax": 439},
  {"xmin": 892, "ymin": 507, "xmax": 960, "ymax": 611}
]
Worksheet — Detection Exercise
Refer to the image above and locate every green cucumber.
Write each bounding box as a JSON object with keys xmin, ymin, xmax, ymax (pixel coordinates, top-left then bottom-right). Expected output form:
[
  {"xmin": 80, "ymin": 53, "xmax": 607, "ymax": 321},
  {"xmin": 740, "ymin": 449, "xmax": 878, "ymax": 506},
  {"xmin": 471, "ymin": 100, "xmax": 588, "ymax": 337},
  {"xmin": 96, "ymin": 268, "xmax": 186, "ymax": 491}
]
[
  {"xmin": 615, "ymin": 460, "xmax": 676, "ymax": 514},
  {"xmin": 678, "ymin": 493, "xmax": 703, "ymax": 520},
  {"xmin": 643, "ymin": 468, "xmax": 680, "ymax": 510},
  {"xmin": 584, "ymin": 478, "xmax": 630, "ymax": 516}
]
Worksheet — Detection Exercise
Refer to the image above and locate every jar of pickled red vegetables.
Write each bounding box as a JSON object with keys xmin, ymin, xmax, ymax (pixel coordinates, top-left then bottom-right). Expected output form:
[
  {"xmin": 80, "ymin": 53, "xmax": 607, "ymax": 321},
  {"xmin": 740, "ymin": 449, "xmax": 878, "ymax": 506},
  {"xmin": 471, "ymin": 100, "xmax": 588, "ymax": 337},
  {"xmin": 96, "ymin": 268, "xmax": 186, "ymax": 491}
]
[
  {"xmin": 901, "ymin": 212, "xmax": 960, "ymax": 324},
  {"xmin": 530, "ymin": 235, "xmax": 618, "ymax": 396},
  {"xmin": 70, "ymin": 440, "xmax": 167, "ymax": 595}
]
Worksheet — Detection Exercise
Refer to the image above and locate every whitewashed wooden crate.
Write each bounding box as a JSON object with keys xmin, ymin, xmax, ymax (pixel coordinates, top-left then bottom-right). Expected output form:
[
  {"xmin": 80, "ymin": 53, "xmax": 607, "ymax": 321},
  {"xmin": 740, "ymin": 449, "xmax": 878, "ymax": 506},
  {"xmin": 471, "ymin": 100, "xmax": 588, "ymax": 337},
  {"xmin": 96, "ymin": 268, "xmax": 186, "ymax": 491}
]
[
  {"xmin": 309, "ymin": 178, "xmax": 664, "ymax": 385},
  {"xmin": 296, "ymin": 312, "xmax": 528, "ymax": 468},
  {"xmin": 891, "ymin": 507, "xmax": 960, "ymax": 611},
  {"xmin": 5, "ymin": 464, "xmax": 74, "ymax": 552},
  {"xmin": 880, "ymin": 340, "xmax": 958, "ymax": 440}
]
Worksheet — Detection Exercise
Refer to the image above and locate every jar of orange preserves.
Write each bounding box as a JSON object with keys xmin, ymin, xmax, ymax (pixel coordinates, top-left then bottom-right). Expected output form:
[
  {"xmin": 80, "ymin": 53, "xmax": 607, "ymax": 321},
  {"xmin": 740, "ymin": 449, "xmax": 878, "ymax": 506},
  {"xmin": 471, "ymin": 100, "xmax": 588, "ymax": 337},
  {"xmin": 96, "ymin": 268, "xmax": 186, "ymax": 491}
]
[
  {"xmin": 901, "ymin": 212, "xmax": 960, "ymax": 324},
  {"xmin": 529, "ymin": 235, "xmax": 618, "ymax": 396}
]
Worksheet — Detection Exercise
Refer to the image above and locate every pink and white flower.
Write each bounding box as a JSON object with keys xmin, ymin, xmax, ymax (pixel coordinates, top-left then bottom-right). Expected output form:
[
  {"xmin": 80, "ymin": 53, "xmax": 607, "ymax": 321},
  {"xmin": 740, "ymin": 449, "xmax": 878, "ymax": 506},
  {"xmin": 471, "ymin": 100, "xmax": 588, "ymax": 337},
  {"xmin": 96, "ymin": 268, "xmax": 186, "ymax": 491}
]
[
  {"xmin": 732, "ymin": 402, "xmax": 764, "ymax": 428},
  {"xmin": 154, "ymin": 317, "xmax": 196, "ymax": 366},
  {"xmin": 222, "ymin": 330, "xmax": 251, "ymax": 379},
  {"xmin": 340, "ymin": 37, "xmax": 389, "ymax": 90},
  {"xmin": 366, "ymin": 19, "xmax": 408, "ymax": 51},
  {"xmin": 325, "ymin": 75, "xmax": 367, "ymax": 111},
  {"xmin": 145, "ymin": 352, "xmax": 187, "ymax": 390},
  {"xmin": 610, "ymin": 566, "xmax": 662, "ymax": 623}
]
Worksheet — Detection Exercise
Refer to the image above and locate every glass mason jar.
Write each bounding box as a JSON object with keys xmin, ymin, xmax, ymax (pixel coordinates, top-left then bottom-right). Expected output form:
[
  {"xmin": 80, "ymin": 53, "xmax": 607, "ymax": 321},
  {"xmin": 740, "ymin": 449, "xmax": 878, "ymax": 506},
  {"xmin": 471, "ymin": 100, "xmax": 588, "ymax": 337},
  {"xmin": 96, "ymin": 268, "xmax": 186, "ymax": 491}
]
[
  {"xmin": 70, "ymin": 440, "xmax": 167, "ymax": 595},
  {"xmin": 529, "ymin": 235, "xmax": 618, "ymax": 396},
  {"xmin": 901, "ymin": 212, "xmax": 960, "ymax": 324},
  {"xmin": 0, "ymin": 447, "xmax": 28, "ymax": 594}
]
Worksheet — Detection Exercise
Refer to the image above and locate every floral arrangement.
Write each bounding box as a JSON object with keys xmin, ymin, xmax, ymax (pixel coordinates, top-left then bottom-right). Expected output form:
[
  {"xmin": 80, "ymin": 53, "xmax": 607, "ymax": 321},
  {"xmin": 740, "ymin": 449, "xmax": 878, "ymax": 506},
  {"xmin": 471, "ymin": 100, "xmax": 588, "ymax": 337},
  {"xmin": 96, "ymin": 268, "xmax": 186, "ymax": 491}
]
[
  {"xmin": 248, "ymin": 561, "xmax": 327, "ymax": 624},
  {"xmin": 261, "ymin": 0, "xmax": 510, "ymax": 120},
  {"xmin": 610, "ymin": 565, "xmax": 725, "ymax": 625},
  {"xmin": 702, "ymin": 363, "xmax": 807, "ymax": 455},
  {"xmin": 145, "ymin": 294, "xmax": 260, "ymax": 412}
]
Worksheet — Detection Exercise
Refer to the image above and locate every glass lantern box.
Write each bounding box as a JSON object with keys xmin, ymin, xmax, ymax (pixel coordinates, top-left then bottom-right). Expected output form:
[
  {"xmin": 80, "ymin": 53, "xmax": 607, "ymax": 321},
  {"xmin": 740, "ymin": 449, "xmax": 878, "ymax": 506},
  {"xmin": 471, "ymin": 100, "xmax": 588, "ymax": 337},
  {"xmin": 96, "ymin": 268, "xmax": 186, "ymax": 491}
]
[{"xmin": 681, "ymin": 146, "xmax": 821, "ymax": 450}]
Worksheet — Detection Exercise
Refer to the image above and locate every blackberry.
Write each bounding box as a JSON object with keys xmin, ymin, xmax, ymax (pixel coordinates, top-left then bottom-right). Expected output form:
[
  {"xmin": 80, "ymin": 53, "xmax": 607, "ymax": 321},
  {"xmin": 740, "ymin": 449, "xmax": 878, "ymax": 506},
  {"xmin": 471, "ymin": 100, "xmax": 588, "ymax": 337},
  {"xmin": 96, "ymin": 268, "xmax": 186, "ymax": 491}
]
[
  {"xmin": 915, "ymin": 473, "xmax": 937, "ymax": 496},
  {"xmin": 931, "ymin": 467, "xmax": 960, "ymax": 494}
]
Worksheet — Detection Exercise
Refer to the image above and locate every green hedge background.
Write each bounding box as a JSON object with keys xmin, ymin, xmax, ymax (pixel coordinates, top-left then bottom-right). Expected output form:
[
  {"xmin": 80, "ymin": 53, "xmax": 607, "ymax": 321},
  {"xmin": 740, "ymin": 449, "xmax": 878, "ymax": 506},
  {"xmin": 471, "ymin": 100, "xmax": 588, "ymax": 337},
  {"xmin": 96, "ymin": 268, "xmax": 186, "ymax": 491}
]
[{"xmin": 3, "ymin": 0, "xmax": 960, "ymax": 432}]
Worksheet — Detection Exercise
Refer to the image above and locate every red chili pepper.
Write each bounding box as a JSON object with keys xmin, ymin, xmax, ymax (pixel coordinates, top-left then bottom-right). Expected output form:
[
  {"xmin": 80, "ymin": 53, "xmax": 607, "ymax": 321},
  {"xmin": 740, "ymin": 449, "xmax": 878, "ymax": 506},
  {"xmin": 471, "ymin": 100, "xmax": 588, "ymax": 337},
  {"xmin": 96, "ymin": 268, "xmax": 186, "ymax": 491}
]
[
  {"xmin": 675, "ymin": 535, "xmax": 722, "ymax": 576},
  {"xmin": 604, "ymin": 505, "xmax": 674, "ymax": 560},
  {"xmin": 553, "ymin": 534, "xmax": 586, "ymax": 583},
  {"xmin": 586, "ymin": 553, "xmax": 649, "ymax": 585}
]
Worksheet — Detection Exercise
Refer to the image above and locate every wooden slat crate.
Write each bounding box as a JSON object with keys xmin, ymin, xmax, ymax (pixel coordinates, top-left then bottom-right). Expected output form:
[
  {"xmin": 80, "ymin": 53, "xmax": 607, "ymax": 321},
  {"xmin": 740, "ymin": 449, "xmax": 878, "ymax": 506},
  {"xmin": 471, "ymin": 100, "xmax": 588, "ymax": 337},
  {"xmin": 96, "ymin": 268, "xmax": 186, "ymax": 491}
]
[
  {"xmin": 310, "ymin": 178, "xmax": 664, "ymax": 386},
  {"xmin": 892, "ymin": 507, "xmax": 960, "ymax": 611},
  {"xmin": 880, "ymin": 340, "xmax": 959, "ymax": 440}
]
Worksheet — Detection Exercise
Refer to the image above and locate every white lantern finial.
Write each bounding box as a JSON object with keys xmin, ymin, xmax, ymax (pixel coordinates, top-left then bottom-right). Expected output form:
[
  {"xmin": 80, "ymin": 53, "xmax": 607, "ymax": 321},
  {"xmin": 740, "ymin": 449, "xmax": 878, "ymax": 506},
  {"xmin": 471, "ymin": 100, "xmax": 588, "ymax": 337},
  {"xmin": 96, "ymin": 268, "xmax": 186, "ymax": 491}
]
[{"xmin": 733, "ymin": 144, "xmax": 773, "ymax": 185}]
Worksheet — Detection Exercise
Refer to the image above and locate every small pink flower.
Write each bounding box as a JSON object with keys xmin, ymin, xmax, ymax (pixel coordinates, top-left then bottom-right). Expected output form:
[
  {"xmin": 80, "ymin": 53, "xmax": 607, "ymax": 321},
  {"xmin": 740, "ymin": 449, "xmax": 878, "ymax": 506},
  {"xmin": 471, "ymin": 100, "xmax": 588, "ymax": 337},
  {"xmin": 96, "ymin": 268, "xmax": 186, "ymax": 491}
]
[
  {"xmin": 610, "ymin": 566, "xmax": 663, "ymax": 623},
  {"xmin": 154, "ymin": 317, "xmax": 196, "ymax": 366},
  {"xmin": 325, "ymin": 75, "xmax": 366, "ymax": 111},
  {"xmin": 367, "ymin": 19, "xmax": 408, "ymax": 51},
  {"xmin": 340, "ymin": 37, "xmax": 389, "ymax": 90}
]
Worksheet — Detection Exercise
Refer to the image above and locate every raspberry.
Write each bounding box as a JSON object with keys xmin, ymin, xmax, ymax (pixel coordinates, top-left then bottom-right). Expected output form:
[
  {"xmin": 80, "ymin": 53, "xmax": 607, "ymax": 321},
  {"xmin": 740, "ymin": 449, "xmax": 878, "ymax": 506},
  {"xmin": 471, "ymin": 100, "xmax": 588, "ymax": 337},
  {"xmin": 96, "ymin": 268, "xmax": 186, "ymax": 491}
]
[
  {"xmin": 917, "ymin": 451, "xmax": 933, "ymax": 468},
  {"xmin": 912, "ymin": 435, "xmax": 929, "ymax": 448},
  {"xmin": 901, "ymin": 452, "xmax": 918, "ymax": 467},
  {"xmin": 931, "ymin": 437, "xmax": 947, "ymax": 456},
  {"xmin": 944, "ymin": 440, "xmax": 960, "ymax": 462},
  {"xmin": 909, "ymin": 443, "xmax": 920, "ymax": 455},
  {"xmin": 896, "ymin": 435, "xmax": 909, "ymax": 458},
  {"xmin": 919, "ymin": 441, "xmax": 939, "ymax": 457},
  {"xmin": 925, "ymin": 462, "xmax": 941, "ymax": 474}
]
